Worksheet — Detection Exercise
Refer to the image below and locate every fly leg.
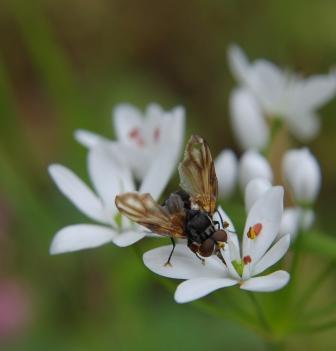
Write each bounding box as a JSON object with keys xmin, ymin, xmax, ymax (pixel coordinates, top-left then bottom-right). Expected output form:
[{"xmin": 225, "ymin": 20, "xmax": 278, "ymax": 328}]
[
  {"xmin": 194, "ymin": 252, "xmax": 205, "ymax": 265},
  {"xmin": 210, "ymin": 237, "xmax": 227, "ymax": 266},
  {"xmin": 164, "ymin": 237, "xmax": 176, "ymax": 267},
  {"xmin": 215, "ymin": 209, "xmax": 230, "ymax": 230}
]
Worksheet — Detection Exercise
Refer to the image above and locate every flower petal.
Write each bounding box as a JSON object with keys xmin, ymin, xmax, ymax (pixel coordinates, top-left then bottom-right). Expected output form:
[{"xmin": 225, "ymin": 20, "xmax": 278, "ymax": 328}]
[
  {"xmin": 113, "ymin": 103, "xmax": 143, "ymax": 146},
  {"xmin": 112, "ymin": 230, "xmax": 146, "ymax": 247},
  {"xmin": 244, "ymin": 178, "xmax": 272, "ymax": 213},
  {"xmin": 174, "ymin": 277, "xmax": 238, "ymax": 303},
  {"xmin": 143, "ymin": 244, "xmax": 227, "ymax": 280},
  {"xmin": 240, "ymin": 270, "xmax": 290, "ymax": 292},
  {"xmin": 88, "ymin": 144, "xmax": 134, "ymax": 218},
  {"xmin": 242, "ymin": 186, "xmax": 284, "ymax": 265},
  {"xmin": 300, "ymin": 73, "xmax": 336, "ymax": 111},
  {"xmin": 247, "ymin": 60, "xmax": 286, "ymax": 115},
  {"xmin": 229, "ymin": 88, "xmax": 269, "ymax": 151},
  {"xmin": 48, "ymin": 164, "xmax": 107, "ymax": 223},
  {"xmin": 139, "ymin": 147, "xmax": 177, "ymax": 201},
  {"xmin": 227, "ymin": 44, "xmax": 251, "ymax": 84},
  {"xmin": 213, "ymin": 206, "xmax": 239, "ymax": 255},
  {"xmin": 215, "ymin": 149, "xmax": 238, "ymax": 198},
  {"xmin": 282, "ymin": 148, "xmax": 321, "ymax": 204},
  {"xmin": 50, "ymin": 224, "xmax": 116, "ymax": 254},
  {"xmin": 74, "ymin": 129, "xmax": 110, "ymax": 148},
  {"xmin": 252, "ymin": 235, "xmax": 290, "ymax": 276},
  {"xmin": 285, "ymin": 111, "xmax": 320, "ymax": 141},
  {"xmin": 239, "ymin": 150, "xmax": 273, "ymax": 192}
]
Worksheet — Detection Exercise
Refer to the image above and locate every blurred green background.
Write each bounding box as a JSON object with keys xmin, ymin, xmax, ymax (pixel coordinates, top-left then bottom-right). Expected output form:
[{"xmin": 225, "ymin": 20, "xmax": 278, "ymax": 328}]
[{"xmin": 0, "ymin": 0, "xmax": 335, "ymax": 350}]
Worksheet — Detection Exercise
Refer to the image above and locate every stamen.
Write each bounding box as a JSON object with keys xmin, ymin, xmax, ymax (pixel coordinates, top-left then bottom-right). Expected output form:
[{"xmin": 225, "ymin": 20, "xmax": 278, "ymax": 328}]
[
  {"xmin": 129, "ymin": 128, "xmax": 145, "ymax": 147},
  {"xmin": 247, "ymin": 223, "xmax": 262, "ymax": 239},
  {"xmin": 243, "ymin": 255, "xmax": 252, "ymax": 265}
]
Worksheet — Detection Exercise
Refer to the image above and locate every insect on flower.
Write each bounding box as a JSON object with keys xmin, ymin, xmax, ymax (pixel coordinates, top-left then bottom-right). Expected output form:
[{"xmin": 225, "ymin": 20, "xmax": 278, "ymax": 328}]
[{"xmin": 115, "ymin": 135, "xmax": 229, "ymax": 266}]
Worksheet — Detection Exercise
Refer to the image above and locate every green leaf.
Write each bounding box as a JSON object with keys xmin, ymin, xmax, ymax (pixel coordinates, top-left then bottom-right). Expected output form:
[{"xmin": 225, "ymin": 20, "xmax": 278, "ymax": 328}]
[{"xmin": 301, "ymin": 231, "xmax": 336, "ymax": 259}]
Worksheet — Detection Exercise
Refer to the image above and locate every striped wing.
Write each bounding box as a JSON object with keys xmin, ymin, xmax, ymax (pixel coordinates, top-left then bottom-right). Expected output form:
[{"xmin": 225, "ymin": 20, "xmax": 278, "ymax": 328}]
[
  {"xmin": 115, "ymin": 192, "xmax": 186, "ymax": 238},
  {"xmin": 178, "ymin": 135, "xmax": 218, "ymax": 214}
]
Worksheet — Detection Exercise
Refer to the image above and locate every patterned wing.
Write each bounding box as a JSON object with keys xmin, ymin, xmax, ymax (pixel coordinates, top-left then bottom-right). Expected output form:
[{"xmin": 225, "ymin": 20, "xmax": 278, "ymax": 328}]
[
  {"xmin": 115, "ymin": 192, "xmax": 186, "ymax": 238},
  {"xmin": 178, "ymin": 135, "xmax": 218, "ymax": 214}
]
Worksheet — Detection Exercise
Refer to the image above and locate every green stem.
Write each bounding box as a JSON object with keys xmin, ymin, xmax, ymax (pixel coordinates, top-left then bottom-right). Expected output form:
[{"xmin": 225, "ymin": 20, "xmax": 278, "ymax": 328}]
[
  {"xmin": 296, "ymin": 319, "xmax": 336, "ymax": 334},
  {"xmin": 248, "ymin": 292, "xmax": 271, "ymax": 332},
  {"xmin": 296, "ymin": 261, "xmax": 335, "ymax": 313},
  {"xmin": 305, "ymin": 302, "xmax": 336, "ymax": 320},
  {"xmin": 262, "ymin": 118, "xmax": 283, "ymax": 159}
]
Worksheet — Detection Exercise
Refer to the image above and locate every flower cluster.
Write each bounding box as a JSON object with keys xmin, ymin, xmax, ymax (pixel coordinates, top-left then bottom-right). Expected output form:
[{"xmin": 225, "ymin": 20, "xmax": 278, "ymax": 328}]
[
  {"xmin": 49, "ymin": 103, "xmax": 185, "ymax": 253},
  {"xmin": 49, "ymin": 44, "xmax": 331, "ymax": 310},
  {"xmin": 144, "ymin": 187, "xmax": 290, "ymax": 303},
  {"xmin": 228, "ymin": 45, "xmax": 336, "ymax": 149},
  {"xmin": 215, "ymin": 147, "xmax": 321, "ymax": 241}
]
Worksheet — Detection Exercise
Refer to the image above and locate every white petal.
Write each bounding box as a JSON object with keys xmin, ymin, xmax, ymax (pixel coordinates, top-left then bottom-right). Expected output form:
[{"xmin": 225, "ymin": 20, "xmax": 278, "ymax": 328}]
[
  {"xmin": 278, "ymin": 207, "xmax": 315, "ymax": 241},
  {"xmin": 215, "ymin": 149, "xmax": 238, "ymax": 198},
  {"xmin": 112, "ymin": 230, "xmax": 146, "ymax": 247},
  {"xmin": 239, "ymin": 150, "xmax": 273, "ymax": 192},
  {"xmin": 240, "ymin": 270, "xmax": 290, "ymax": 292},
  {"xmin": 221, "ymin": 245, "xmax": 241, "ymax": 280},
  {"xmin": 50, "ymin": 224, "xmax": 116, "ymax": 254},
  {"xmin": 245, "ymin": 178, "xmax": 272, "ymax": 213},
  {"xmin": 300, "ymin": 73, "xmax": 336, "ymax": 111},
  {"xmin": 285, "ymin": 111, "xmax": 320, "ymax": 141},
  {"xmin": 213, "ymin": 206, "xmax": 239, "ymax": 255},
  {"xmin": 74, "ymin": 129, "xmax": 110, "ymax": 148},
  {"xmin": 252, "ymin": 235, "xmax": 290, "ymax": 275},
  {"xmin": 229, "ymin": 88, "xmax": 269, "ymax": 151},
  {"xmin": 143, "ymin": 244, "xmax": 227, "ymax": 280},
  {"xmin": 278, "ymin": 207, "xmax": 301, "ymax": 240},
  {"xmin": 48, "ymin": 164, "xmax": 107, "ymax": 223},
  {"xmin": 88, "ymin": 144, "xmax": 134, "ymax": 218},
  {"xmin": 227, "ymin": 44, "xmax": 251, "ymax": 84},
  {"xmin": 113, "ymin": 103, "xmax": 143, "ymax": 145},
  {"xmin": 174, "ymin": 277, "xmax": 237, "ymax": 303},
  {"xmin": 282, "ymin": 148, "xmax": 321, "ymax": 204},
  {"xmin": 242, "ymin": 187, "xmax": 284, "ymax": 264},
  {"xmin": 139, "ymin": 146, "xmax": 179, "ymax": 201},
  {"xmin": 247, "ymin": 60, "xmax": 286, "ymax": 115},
  {"xmin": 139, "ymin": 105, "xmax": 185, "ymax": 200}
]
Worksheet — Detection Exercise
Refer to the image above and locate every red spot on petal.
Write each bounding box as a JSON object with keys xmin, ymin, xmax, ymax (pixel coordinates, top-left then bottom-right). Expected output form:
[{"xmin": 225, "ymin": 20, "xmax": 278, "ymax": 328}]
[
  {"xmin": 129, "ymin": 128, "xmax": 145, "ymax": 147},
  {"xmin": 253, "ymin": 223, "xmax": 262, "ymax": 236},
  {"xmin": 129, "ymin": 128, "xmax": 140, "ymax": 139},
  {"xmin": 243, "ymin": 255, "xmax": 252, "ymax": 265},
  {"xmin": 247, "ymin": 223, "xmax": 263, "ymax": 239},
  {"xmin": 154, "ymin": 127, "xmax": 160, "ymax": 142}
]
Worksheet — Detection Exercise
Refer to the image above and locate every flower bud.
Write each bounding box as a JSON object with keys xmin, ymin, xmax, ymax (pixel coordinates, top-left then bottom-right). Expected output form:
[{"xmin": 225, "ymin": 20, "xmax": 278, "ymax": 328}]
[
  {"xmin": 282, "ymin": 148, "xmax": 321, "ymax": 205},
  {"xmin": 278, "ymin": 207, "xmax": 315, "ymax": 241},
  {"xmin": 229, "ymin": 88, "xmax": 269, "ymax": 151},
  {"xmin": 239, "ymin": 150, "xmax": 273, "ymax": 192},
  {"xmin": 244, "ymin": 178, "xmax": 272, "ymax": 212},
  {"xmin": 215, "ymin": 149, "xmax": 238, "ymax": 199}
]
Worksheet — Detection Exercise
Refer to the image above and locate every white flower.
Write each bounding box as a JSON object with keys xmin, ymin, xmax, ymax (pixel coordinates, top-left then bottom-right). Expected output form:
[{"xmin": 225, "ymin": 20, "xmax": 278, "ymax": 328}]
[
  {"xmin": 282, "ymin": 148, "xmax": 321, "ymax": 205},
  {"xmin": 228, "ymin": 45, "xmax": 336, "ymax": 141},
  {"xmin": 278, "ymin": 207, "xmax": 315, "ymax": 241},
  {"xmin": 75, "ymin": 103, "xmax": 185, "ymax": 181},
  {"xmin": 215, "ymin": 149, "xmax": 238, "ymax": 199},
  {"xmin": 143, "ymin": 187, "xmax": 290, "ymax": 303},
  {"xmin": 244, "ymin": 178, "xmax": 272, "ymax": 212},
  {"xmin": 229, "ymin": 88, "xmax": 269, "ymax": 150},
  {"xmin": 49, "ymin": 142, "xmax": 176, "ymax": 254},
  {"xmin": 239, "ymin": 150, "xmax": 273, "ymax": 191}
]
